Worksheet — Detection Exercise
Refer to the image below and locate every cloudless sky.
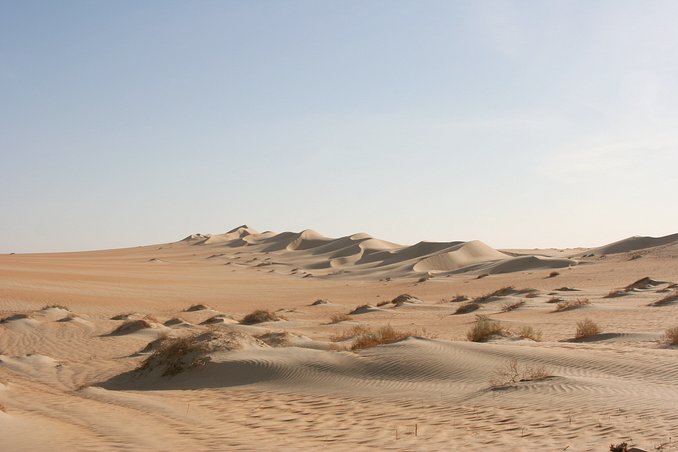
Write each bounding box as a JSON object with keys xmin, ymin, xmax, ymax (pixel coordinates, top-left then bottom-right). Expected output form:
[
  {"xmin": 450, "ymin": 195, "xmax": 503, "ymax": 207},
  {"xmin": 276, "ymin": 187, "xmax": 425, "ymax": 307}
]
[{"xmin": 1, "ymin": 0, "xmax": 677, "ymax": 253}]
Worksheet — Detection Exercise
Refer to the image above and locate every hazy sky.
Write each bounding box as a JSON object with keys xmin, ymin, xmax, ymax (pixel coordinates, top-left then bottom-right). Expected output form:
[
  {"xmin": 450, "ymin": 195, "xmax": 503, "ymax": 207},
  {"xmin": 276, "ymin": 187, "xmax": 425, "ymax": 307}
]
[{"xmin": 2, "ymin": 1, "xmax": 677, "ymax": 253}]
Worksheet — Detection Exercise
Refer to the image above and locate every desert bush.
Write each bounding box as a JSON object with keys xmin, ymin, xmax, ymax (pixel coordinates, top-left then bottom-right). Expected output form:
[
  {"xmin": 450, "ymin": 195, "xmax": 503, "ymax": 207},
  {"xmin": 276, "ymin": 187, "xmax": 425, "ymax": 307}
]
[
  {"xmin": 467, "ymin": 315, "xmax": 506, "ymax": 342},
  {"xmin": 516, "ymin": 325, "xmax": 543, "ymax": 341},
  {"xmin": 547, "ymin": 271, "xmax": 560, "ymax": 278},
  {"xmin": 449, "ymin": 295, "xmax": 469, "ymax": 303},
  {"xmin": 649, "ymin": 290, "xmax": 678, "ymax": 307},
  {"xmin": 349, "ymin": 304, "xmax": 374, "ymax": 314},
  {"xmin": 575, "ymin": 318, "xmax": 601, "ymax": 339},
  {"xmin": 41, "ymin": 304, "xmax": 70, "ymax": 311},
  {"xmin": 329, "ymin": 313, "xmax": 351, "ymax": 324},
  {"xmin": 624, "ymin": 276, "xmax": 661, "ymax": 291},
  {"xmin": 350, "ymin": 325, "xmax": 414, "ymax": 350},
  {"xmin": 391, "ymin": 293, "xmax": 418, "ymax": 305},
  {"xmin": 329, "ymin": 325, "xmax": 370, "ymax": 342},
  {"xmin": 489, "ymin": 359, "xmax": 549, "ymax": 388},
  {"xmin": 240, "ymin": 309, "xmax": 281, "ymax": 325},
  {"xmin": 138, "ymin": 335, "xmax": 210, "ymax": 376},
  {"xmin": 546, "ymin": 296, "xmax": 564, "ymax": 304},
  {"xmin": 609, "ymin": 442, "xmax": 629, "ymax": 452},
  {"xmin": 662, "ymin": 326, "xmax": 678, "ymax": 346},
  {"xmin": 554, "ymin": 298, "xmax": 590, "ymax": 312},
  {"xmin": 501, "ymin": 301, "xmax": 525, "ymax": 312},
  {"xmin": 473, "ymin": 286, "xmax": 516, "ymax": 303},
  {"xmin": 455, "ymin": 302, "xmax": 480, "ymax": 315},
  {"xmin": 310, "ymin": 299, "xmax": 329, "ymax": 306}
]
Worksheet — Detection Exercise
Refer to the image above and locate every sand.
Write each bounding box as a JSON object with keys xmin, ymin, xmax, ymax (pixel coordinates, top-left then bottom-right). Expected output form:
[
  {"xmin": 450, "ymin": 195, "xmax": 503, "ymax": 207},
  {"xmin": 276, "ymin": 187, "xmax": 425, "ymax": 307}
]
[{"xmin": 1, "ymin": 227, "xmax": 677, "ymax": 451}]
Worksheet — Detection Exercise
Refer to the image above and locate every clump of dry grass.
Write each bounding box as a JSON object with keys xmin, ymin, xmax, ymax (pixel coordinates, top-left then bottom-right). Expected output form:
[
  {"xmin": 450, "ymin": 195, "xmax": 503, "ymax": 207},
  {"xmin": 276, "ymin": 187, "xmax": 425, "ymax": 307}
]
[
  {"xmin": 455, "ymin": 302, "xmax": 480, "ymax": 315},
  {"xmin": 111, "ymin": 319, "xmax": 153, "ymax": 335},
  {"xmin": 554, "ymin": 298, "xmax": 590, "ymax": 312},
  {"xmin": 575, "ymin": 318, "xmax": 601, "ymax": 339},
  {"xmin": 662, "ymin": 326, "xmax": 678, "ymax": 346},
  {"xmin": 547, "ymin": 271, "xmax": 560, "ymax": 278},
  {"xmin": 329, "ymin": 313, "xmax": 351, "ymax": 324},
  {"xmin": 449, "ymin": 295, "xmax": 469, "ymax": 303},
  {"xmin": 137, "ymin": 334, "xmax": 210, "ymax": 376},
  {"xmin": 310, "ymin": 299, "xmax": 329, "ymax": 306},
  {"xmin": 501, "ymin": 300, "xmax": 525, "ymax": 312},
  {"xmin": 329, "ymin": 325, "xmax": 370, "ymax": 342},
  {"xmin": 624, "ymin": 276, "xmax": 662, "ymax": 291},
  {"xmin": 546, "ymin": 296, "xmax": 564, "ymax": 304},
  {"xmin": 240, "ymin": 309, "xmax": 281, "ymax": 325},
  {"xmin": 516, "ymin": 325, "xmax": 543, "ymax": 341},
  {"xmin": 473, "ymin": 286, "xmax": 516, "ymax": 303},
  {"xmin": 390, "ymin": 293, "xmax": 419, "ymax": 305},
  {"xmin": 41, "ymin": 304, "xmax": 70, "ymax": 311},
  {"xmin": 649, "ymin": 290, "xmax": 678, "ymax": 307},
  {"xmin": 489, "ymin": 359, "xmax": 549, "ymax": 389},
  {"xmin": 467, "ymin": 315, "xmax": 507, "ymax": 342},
  {"xmin": 350, "ymin": 325, "xmax": 414, "ymax": 350}
]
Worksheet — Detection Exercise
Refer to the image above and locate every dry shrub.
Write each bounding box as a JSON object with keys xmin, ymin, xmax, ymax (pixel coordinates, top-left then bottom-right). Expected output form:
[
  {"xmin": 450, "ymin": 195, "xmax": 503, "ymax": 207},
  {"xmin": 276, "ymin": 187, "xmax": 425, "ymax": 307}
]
[
  {"xmin": 546, "ymin": 296, "xmax": 564, "ymax": 304},
  {"xmin": 350, "ymin": 325, "xmax": 414, "ymax": 350},
  {"xmin": 467, "ymin": 316, "xmax": 506, "ymax": 342},
  {"xmin": 111, "ymin": 319, "xmax": 152, "ymax": 335},
  {"xmin": 138, "ymin": 335, "xmax": 210, "ymax": 376},
  {"xmin": 609, "ymin": 442, "xmax": 629, "ymax": 452},
  {"xmin": 547, "ymin": 271, "xmax": 560, "ymax": 278},
  {"xmin": 329, "ymin": 313, "xmax": 351, "ymax": 324},
  {"xmin": 490, "ymin": 359, "xmax": 549, "ymax": 388},
  {"xmin": 330, "ymin": 325, "xmax": 370, "ymax": 342},
  {"xmin": 662, "ymin": 326, "xmax": 678, "ymax": 346},
  {"xmin": 449, "ymin": 295, "xmax": 469, "ymax": 303},
  {"xmin": 240, "ymin": 309, "xmax": 281, "ymax": 325},
  {"xmin": 554, "ymin": 298, "xmax": 590, "ymax": 312},
  {"xmin": 649, "ymin": 290, "xmax": 678, "ymax": 307},
  {"xmin": 575, "ymin": 318, "xmax": 601, "ymax": 339},
  {"xmin": 41, "ymin": 304, "xmax": 69, "ymax": 311},
  {"xmin": 525, "ymin": 292, "xmax": 539, "ymax": 299},
  {"xmin": 501, "ymin": 300, "xmax": 525, "ymax": 312},
  {"xmin": 624, "ymin": 276, "xmax": 662, "ymax": 291},
  {"xmin": 310, "ymin": 299, "xmax": 329, "ymax": 306},
  {"xmin": 517, "ymin": 325, "xmax": 543, "ymax": 341},
  {"xmin": 391, "ymin": 293, "xmax": 418, "ymax": 305},
  {"xmin": 349, "ymin": 304, "xmax": 374, "ymax": 314},
  {"xmin": 455, "ymin": 302, "xmax": 480, "ymax": 315},
  {"xmin": 473, "ymin": 286, "xmax": 516, "ymax": 303}
]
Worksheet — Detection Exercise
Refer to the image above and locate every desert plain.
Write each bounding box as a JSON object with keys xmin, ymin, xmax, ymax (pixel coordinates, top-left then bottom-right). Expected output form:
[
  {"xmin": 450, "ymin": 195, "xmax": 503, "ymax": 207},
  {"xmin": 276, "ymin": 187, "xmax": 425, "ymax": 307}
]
[{"xmin": 1, "ymin": 225, "xmax": 677, "ymax": 451}]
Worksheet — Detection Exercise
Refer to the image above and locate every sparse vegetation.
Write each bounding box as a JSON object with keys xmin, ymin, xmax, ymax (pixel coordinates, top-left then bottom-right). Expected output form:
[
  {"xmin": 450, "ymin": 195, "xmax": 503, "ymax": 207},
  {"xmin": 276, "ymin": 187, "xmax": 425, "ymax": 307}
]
[
  {"xmin": 329, "ymin": 313, "xmax": 351, "ymax": 324},
  {"xmin": 350, "ymin": 324, "xmax": 414, "ymax": 350},
  {"xmin": 547, "ymin": 271, "xmax": 560, "ymax": 278},
  {"xmin": 473, "ymin": 286, "xmax": 516, "ymax": 303},
  {"xmin": 449, "ymin": 295, "xmax": 469, "ymax": 303},
  {"xmin": 455, "ymin": 302, "xmax": 480, "ymax": 315},
  {"xmin": 546, "ymin": 296, "xmax": 564, "ymax": 304},
  {"xmin": 624, "ymin": 276, "xmax": 662, "ymax": 291},
  {"xmin": 111, "ymin": 313, "xmax": 134, "ymax": 320},
  {"xmin": 649, "ymin": 290, "xmax": 678, "ymax": 307},
  {"xmin": 138, "ymin": 334, "xmax": 210, "ymax": 376},
  {"xmin": 575, "ymin": 318, "xmax": 601, "ymax": 339},
  {"xmin": 489, "ymin": 359, "xmax": 549, "ymax": 388},
  {"xmin": 111, "ymin": 319, "xmax": 153, "ymax": 335},
  {"xmin": 662, "ymin": 326, "xmax": 678, "ymax": 346},
  {"xmin": 467, "ymin": 315, "xmax": 507, "ymax": 342},
  {"xmin": 310, "ymin": 299, "xmax": 329, "ymax": 306},
  {"xmin": 329, "ymin": 325, "xmax": 370, "ymax": 342},
  {"xmin": 554, "ymin": 298, "xmax": 590, "ymax": 312},
  {"xmin": 391, "ymin": 293, "xmax": 418, "ymax": 305},
  {"xmin": 41, "ymin": 304, "xmax": 70, "ymax": 311},
  {"xmin": 609, "ymin": 442, "xmax": 629, "ymax": 452},
  {"xmin": 376, "ymin": 300, "xmax": 390, "ymax": 307},
  {"xmin": 501, "ymin": 300, "xmax": 525, "ymax": 312},
  {"xmin": 240, "ymin": 309, "xmax": 281, "ymax": 325},
  {"xmin": 516, "ymin": 325, "xmax": 543, "ymax": 341}
]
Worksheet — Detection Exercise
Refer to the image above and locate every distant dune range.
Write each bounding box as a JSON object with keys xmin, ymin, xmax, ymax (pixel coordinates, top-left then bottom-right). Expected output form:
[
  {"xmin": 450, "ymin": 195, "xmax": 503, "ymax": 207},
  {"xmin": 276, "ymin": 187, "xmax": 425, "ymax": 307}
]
[{"xmin": 179, "ymin": 225, "xmax": 588, "ymax": 279}]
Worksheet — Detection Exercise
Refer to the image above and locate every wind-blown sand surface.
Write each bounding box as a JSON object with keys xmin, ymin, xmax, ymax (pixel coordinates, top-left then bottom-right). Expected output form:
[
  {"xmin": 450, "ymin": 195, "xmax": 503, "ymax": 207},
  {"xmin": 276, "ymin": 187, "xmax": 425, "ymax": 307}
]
[{"xmin": 1, "ymin": 226, "xmax": 678, "ymax": 451}]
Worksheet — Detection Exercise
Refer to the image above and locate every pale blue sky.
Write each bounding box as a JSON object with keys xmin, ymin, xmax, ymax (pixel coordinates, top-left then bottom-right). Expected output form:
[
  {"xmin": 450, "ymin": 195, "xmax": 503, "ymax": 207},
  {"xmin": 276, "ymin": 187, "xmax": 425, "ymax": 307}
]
[{"xmin": 1, "ymin": 1, "xmax": 677, "ymax": 252}]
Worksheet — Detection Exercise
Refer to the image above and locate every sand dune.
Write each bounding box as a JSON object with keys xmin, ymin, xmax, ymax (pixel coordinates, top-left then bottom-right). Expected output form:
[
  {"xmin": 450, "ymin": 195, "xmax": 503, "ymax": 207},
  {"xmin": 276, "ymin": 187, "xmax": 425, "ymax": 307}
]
[
  {"xmin": 587, "ymin": 232, "xmax": 678, "ymax": 256},
  {"xmin": 1, "ymin": 227, "xmax": 677, "ymax": 450}
]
